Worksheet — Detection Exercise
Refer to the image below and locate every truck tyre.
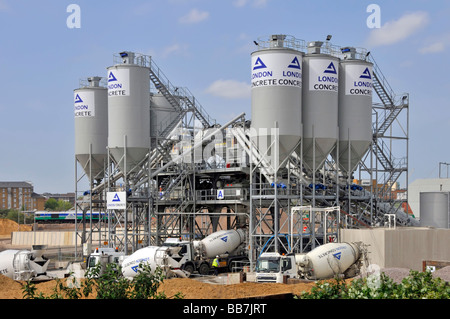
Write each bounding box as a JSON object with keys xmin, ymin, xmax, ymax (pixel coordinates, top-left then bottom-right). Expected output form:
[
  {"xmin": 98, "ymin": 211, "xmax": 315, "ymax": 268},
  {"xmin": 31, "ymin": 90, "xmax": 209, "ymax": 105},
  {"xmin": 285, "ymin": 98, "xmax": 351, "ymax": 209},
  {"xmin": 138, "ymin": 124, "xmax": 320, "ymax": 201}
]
[
  {"xmin": 198, "ymin": 263, "xmax": 209, "ymax": 275},
  {"xmin": 183, "ymin": 263, "xmax": 195, "ymax": 276}
]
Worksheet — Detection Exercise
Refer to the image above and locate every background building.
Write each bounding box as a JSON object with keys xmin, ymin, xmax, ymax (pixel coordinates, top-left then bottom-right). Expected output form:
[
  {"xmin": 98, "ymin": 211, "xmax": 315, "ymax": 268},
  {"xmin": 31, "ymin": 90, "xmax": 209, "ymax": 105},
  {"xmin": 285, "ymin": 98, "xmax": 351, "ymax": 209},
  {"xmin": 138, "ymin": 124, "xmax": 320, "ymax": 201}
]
[{"xmin": 0, "ymin": 181, "xmax": 34, "ymax": 212}]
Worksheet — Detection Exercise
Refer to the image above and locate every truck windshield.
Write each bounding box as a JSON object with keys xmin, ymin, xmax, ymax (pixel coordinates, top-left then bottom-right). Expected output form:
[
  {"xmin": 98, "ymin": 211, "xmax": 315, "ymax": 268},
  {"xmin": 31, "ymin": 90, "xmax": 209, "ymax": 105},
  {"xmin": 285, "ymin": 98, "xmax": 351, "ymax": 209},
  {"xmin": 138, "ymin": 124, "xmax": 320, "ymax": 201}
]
[
  {"xmin": 87, "ymin": 256, "xmax": 98, "ymax": 268},
  {"xmin": 256, "ymin": 258, "xmax": 280, "ymax": 272}
]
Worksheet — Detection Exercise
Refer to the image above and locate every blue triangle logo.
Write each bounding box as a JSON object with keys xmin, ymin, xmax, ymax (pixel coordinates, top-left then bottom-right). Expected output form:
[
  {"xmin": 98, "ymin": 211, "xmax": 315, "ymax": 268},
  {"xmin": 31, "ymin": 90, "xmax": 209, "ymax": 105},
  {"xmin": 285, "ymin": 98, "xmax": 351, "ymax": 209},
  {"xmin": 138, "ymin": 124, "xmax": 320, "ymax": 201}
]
[
  {"xmin": 253, "ymin": 57, "xmax": 267, "ymax": 70},
  {"xmin": 324, "ymin": 62, "xmax": 337, "ymax": 74},
  {"xmin": 288, "ymin": 56, "xmax": 301, "ymax": 69},
  {"xmin": 220, "ymin": 236, "xmax": 228, "ymax": 242},
  {"xmin": 131, "ymin": 265, "xmax": 139, "ymax": 273},
  {"xmin": 112, "ymin": 193, "xmax": 121, "ymax": 202},
  {"xmin": 108, "ymin": 71, "xmax": 117, "ymax": 82},
  {"xmin": 360, "ymin": 67, "xmax": 372, "ymax": 79},
  {"xmin": 74, "ymin": 94, "xmax": 83, "ymax": 103},
  {"xmin": 333, "ymin": 252, "xmax": 342, "ymax": 260}
]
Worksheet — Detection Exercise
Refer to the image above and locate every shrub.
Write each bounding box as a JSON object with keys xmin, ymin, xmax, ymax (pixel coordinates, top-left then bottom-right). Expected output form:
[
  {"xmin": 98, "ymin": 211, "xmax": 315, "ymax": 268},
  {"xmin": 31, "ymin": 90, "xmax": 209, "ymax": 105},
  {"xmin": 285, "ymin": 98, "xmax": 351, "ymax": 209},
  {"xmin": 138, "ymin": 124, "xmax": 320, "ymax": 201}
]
[
  {"xmin": 22, "ymin": 262, "xmax": 184, "ymax": 299},
  {"xmin": 298, "ymin": 270, "xmax": 450, "ymax": 299}
]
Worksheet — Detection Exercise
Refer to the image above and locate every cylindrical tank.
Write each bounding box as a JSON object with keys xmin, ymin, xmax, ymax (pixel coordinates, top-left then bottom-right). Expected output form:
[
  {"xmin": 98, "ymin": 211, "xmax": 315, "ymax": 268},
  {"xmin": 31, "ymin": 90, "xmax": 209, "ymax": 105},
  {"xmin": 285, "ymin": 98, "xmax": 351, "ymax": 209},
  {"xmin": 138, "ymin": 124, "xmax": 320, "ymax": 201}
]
[
  {"xmin": 197, "ymin": 229, "xmax": 245, "ymax": 258},
  {"xmin": 333, "ymin": 47, "xmax": 373, "ymax": 173},
  {"xmin": 121, "ymin": 246, "xmax": 169, "ymax": 278},
  {"xmin": 74, "ymin": 76, "xmax": 108, "ymax": 182},
  {"xmin": 107, "ymin": 51, "xmax": 150, "ymax": 174},
  {"xmin": 297, "ymin": 242, "xmax": 360, "ymax": 280},
  {"xmin": 302, "ymin": 41, "xmax": 339, "ymax": 171},
  {"xmin": 251, "ymin": 34, "xmax": 303, "ymax": 170},
  {"xmin": 0, "ymin": 249, "xmax": 20, "ymax": 279},
  {"xmin": 0, "ymin": 249, "xmax": 36, "ymax": 280},
  {"xmin": 420, "ymin": 192, "xmax": 450, "ymax": 228},
  {"xmin": 150, "ymin": 93, "xmax": 180, "ymax": 140}
]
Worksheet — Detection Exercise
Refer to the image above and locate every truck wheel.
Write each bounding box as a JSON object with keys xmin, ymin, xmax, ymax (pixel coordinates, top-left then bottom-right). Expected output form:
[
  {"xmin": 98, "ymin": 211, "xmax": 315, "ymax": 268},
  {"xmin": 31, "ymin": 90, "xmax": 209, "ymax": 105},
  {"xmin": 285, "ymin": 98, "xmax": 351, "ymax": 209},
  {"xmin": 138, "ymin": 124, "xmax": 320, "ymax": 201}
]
[
  {"xmin": 198, "ymin": 263, "xmax": 209, "ymax": 275},
  {"xmin": 183, "ymin": 264, "xmax": 194, "ymax": 276}
]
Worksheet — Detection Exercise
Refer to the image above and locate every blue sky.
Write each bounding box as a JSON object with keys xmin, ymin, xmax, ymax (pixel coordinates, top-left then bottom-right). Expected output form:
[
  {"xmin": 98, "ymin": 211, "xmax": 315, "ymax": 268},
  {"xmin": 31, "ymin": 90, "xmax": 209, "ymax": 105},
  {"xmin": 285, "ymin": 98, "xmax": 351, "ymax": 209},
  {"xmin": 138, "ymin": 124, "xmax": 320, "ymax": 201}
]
[{"xmin": 0, "ymin": 0, "xmax": 449, "ymax": 194}]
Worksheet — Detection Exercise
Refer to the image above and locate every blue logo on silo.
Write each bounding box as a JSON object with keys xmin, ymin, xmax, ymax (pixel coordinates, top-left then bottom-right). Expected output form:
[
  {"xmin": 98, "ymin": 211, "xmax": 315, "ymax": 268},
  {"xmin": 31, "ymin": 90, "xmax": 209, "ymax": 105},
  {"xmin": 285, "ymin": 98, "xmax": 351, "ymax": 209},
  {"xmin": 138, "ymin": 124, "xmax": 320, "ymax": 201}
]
[
  {"xmin": 333, "ymin": 252, "xmax": 342, "ymax": 260},
  {"xmin": 360, "ymin": 67, "xmax": 372, "ymax": 79},
  {"xmin": 288, "ymin": 57, "xmax": 301, "ymax": 69},
  {"xmin": 74, "ymin": 94, "xmax": 83, "ymax": 103},
  {"xmin": 108, "ymin": 71, "xmax": 118, "ymax": 82},
  {"xmin": 324, "ymin": 62, "xmax": 337, "ymax": 74},
  {"xmin": 253, "ymin": 57, "xmax": 267, "ymax": 70}
]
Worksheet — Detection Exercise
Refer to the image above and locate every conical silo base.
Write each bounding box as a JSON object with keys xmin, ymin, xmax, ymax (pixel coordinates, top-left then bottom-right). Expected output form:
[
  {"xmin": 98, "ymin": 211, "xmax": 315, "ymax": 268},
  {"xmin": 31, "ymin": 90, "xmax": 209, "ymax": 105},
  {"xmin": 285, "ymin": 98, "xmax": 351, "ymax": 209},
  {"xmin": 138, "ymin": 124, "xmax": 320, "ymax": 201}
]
[
  {"xmin": 333, "ymin": 140, "xmax": 371, "ymax": 174},
  {"xmin": 109, "ymin": 147, "xmax": 148, "ymax": 175},
  {"xmin": 302, "ymin": 138, "xmax": 336, "ymax": 172},
  {"xmin": 76, "ymin": 154, "xmax": 106, "ymax": 182},
  {"xmin": 252, "ymin": 134, "xmax": 300, "ymax": 171}
]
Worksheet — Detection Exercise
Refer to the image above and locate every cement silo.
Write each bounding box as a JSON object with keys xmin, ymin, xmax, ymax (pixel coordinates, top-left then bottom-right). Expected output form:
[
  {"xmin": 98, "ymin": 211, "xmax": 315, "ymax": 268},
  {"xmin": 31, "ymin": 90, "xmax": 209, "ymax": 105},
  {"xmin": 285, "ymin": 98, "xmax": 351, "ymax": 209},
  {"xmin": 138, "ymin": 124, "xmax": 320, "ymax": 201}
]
[
  {"xmin": 150, "ymin": 93, "xmax": 180, "ymax": 142},
  {"xmin": 74, "ymin": 76, "xmax": 108, "ymax": 182},
  {"xmin": 420, "ymin": 192, "xmax": 450, "ymax": 229},
  {"xmin": 251, "ymin": 34, "xmax": 303, "ymax": 170},
  {"xmin": 107, "ymin": 51, "xmax": 150, "ymax": 175},
  {"xmin": 333, "ymin": 47, "xmax": 373, "ymax": 173},
  {"xmin": 302, "ymin": 41, "xmax": 339, "ymax": 171}
]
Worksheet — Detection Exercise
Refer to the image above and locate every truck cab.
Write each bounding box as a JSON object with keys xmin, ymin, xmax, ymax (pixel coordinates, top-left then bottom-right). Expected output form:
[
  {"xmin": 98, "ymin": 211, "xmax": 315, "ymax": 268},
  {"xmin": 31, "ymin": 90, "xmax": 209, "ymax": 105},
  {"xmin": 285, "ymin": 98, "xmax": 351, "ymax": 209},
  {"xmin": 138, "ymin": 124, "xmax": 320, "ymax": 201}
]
[
  {"xmin": 255, "ymin": 252, "xmax": 299, "ymax": 283},
  {"xmin": 86, "ymin": 247, "xmax": 125, "ymax": 274},
  {"xmin": 162, "ymin": 238, "xmax": 203, "ymax": 275}
]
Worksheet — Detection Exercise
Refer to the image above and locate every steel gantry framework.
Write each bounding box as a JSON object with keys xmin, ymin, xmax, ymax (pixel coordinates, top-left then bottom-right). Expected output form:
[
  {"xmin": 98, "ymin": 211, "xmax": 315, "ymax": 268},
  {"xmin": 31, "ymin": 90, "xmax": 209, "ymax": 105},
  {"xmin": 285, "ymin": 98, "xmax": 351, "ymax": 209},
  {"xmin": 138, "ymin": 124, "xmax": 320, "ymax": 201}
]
[{"xmin": 74, "ymin": 42, "xmax": 414, "ymax": 266}]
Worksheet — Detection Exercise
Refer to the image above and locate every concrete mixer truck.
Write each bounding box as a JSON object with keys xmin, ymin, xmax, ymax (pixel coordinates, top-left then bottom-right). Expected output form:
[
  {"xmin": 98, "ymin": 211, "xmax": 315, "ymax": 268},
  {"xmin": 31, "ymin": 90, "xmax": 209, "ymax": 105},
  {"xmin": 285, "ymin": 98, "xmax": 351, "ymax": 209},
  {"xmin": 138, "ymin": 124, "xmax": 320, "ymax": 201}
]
[
  {"xmin": 0, "ymin": 245, "xmax": 51, "ymax": 281},
  {"xmin": 122, "ymin": 229, "xmax": 248, "ymax": 278},
  {"xmin": 255, "ymin": 242, "xmax": 365, "ymax": 283}
]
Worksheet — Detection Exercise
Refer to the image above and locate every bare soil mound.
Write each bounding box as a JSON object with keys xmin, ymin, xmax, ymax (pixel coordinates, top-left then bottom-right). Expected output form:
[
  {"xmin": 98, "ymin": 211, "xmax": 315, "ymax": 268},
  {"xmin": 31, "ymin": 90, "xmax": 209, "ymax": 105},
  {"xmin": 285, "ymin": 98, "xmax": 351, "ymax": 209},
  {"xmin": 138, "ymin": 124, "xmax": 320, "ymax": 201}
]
[{"xmin": 0, "ymin": 219, "xmax": 32, "ymax": 236}]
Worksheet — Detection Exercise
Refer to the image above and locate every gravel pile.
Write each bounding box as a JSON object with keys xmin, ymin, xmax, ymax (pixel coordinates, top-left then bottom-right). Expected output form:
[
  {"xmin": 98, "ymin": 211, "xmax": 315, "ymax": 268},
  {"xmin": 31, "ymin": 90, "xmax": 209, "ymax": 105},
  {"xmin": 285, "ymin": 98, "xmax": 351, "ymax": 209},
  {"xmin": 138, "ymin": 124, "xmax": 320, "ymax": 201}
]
[
  {"xmin": 432, "ymin": 266, "xmax": 450, "ymax": 282},
  {"xmin": 358, "ymin": 267, "xmax": 450, "ymax": 283}
]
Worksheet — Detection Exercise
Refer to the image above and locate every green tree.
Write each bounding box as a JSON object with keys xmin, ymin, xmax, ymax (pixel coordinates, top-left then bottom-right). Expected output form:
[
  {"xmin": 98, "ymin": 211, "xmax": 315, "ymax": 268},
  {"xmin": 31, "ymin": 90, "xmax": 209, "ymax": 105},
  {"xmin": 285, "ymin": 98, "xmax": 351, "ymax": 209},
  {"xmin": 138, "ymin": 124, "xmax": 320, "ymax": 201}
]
[{"xmin": 44, "ymin": 198, "xmax": 58, "ymax": 211}]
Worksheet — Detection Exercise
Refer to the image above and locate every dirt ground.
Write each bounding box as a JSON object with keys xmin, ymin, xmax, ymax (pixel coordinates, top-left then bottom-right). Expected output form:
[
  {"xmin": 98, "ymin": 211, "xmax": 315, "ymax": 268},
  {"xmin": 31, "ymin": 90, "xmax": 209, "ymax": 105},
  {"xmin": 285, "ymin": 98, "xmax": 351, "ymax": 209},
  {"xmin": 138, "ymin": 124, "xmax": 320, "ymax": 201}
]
[{"xmin": 0, "ymin": 274, "xmax": 321, "ymax": 299}]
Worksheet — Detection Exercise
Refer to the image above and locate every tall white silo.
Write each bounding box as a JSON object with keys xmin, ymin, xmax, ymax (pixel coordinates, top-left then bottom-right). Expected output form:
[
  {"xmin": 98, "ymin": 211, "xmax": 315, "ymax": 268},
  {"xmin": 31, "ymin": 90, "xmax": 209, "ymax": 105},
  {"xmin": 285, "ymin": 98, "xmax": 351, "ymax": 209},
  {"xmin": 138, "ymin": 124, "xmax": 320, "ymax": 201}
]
[
  {"xmin": 333, "ymin": 47, "xmax": 373, "ymax": 173},
  {"xmin": 250, "ymin": 34, "xmax": 303, "ymax": 170},
  {"xmin": 302, "ymin": 41, "xmax": 339, "ymax": 171},
  {"xmin": 74, "ymin": 76, "xmax": 108, "ymax": 182},
  {"xmin": 107, "ymin": 51, "xmax": 150, "ymax": 175}
]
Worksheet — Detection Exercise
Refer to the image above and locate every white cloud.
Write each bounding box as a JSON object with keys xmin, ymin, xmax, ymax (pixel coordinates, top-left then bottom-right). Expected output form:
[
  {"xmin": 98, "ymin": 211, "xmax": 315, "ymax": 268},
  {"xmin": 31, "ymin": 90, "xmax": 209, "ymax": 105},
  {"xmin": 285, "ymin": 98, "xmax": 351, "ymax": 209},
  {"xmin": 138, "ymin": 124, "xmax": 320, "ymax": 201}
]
[
  {"xmin": 161, "ymin": 43, "xmax": 189, "ymax": 57},
  {"xmin": 179, "ymin": 8, "xmax": 209, "ymax": 24},
  {"xmin": 367, "ymin": 11, "xmax": 429, "ymax": 47},
  {"xmin": 419, "ymin": 41, "xmax": 445, "ymax": 54},
  {"xmin": 205, "ymin": 79, "xmax": 251, "ymax": 99},
  {"xmin": 233, "ymin": 0, "xmax": 269, "ymax": 8}
]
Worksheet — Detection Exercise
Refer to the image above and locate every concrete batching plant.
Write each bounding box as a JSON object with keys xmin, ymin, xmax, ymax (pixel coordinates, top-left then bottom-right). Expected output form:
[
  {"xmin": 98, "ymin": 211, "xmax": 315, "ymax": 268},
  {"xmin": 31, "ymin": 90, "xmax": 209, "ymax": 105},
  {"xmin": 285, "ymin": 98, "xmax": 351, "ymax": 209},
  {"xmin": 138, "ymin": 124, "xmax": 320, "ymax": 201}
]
[{"xmin": 73, "ymin": 35, "xmax": 412, "ymax": 269}]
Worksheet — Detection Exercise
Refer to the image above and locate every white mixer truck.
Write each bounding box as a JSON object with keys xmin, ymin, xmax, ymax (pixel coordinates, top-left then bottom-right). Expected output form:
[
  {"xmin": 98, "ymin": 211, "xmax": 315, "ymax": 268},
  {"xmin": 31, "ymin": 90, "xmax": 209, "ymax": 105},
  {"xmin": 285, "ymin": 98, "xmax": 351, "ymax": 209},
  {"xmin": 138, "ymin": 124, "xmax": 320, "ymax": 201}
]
[
  {"xmin": 122, "ymin": 229, "xmax": 247, "ymax": 278},
  {"xmin": 255, "ymin": 242, "xmax": 365, "ymax": 283},
  {"xmin": 0, "ymin": 245, "xmax": 51, "ymax": 281}
]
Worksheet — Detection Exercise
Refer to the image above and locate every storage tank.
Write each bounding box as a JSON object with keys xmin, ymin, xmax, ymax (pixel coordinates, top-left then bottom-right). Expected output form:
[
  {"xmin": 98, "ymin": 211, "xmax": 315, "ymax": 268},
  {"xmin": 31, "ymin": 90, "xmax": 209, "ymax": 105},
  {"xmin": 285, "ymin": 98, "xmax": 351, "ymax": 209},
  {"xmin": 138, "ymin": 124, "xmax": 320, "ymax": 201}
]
[
  {"xmin": 0, "ymin": 248, "xmax": 50, "ymax": 281},
  {"xmin": 194, "ymin": 229, "xmax": 245, "ymax": 258},
  {"xmin": 302, "ymin": 41, "xmax": 339, "ymax": 171},
  {"xmin": 150, "ymin": 93, "xmax": 180, "ymax": 141},
  {"xmin": 420, "ymin": 192, "xmax": 450, "ymax": 228},
  {"xmin": 107, "ymin": 51, "xmax": 150, "ymax": 175},
  {"xmin": 297, "ymin": 242, "xmax": 361, "ymax": 280},
  {"xmin": 121, "ymin": 246, "xmax": 170, "ymax": 278},
  {"xmin": 74, "ymin": 77, "xmax": 108, "ymax": 182},
  {"xmin": 333, "ymin": 47, "xmax": 373, "ymax": 173},
  {"xmin": 251, "ymin": 34, "xmax": 303, "ymax": 170}
]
